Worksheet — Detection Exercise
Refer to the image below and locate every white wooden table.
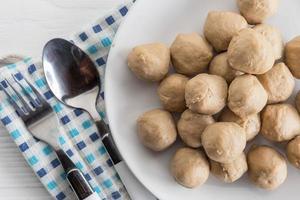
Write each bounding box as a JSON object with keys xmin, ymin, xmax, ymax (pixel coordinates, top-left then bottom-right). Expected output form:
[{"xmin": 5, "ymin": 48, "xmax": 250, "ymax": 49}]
[{"xmin": 0, "ymin": 0, "xmax": 126, "ymax": 199}]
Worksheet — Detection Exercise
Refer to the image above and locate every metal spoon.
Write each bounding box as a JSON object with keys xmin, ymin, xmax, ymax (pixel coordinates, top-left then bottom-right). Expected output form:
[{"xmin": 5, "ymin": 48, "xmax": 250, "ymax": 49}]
[
  {"xmin": 42, "ymin": 38, "xmax": 146, "ymax": 199},
  {"xmin": 42, "ymin": 38, "xmax": 121, "ymax": 160}
]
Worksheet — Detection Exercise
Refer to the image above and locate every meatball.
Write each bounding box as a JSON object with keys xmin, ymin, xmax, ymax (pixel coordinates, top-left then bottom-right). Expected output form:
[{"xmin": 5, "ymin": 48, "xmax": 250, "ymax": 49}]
[
  {"xmin": 228, "ymin": 75, "xmax": 268, "ymax": 118},
  {"xmin": 170, "ymin": 33, "xmax": 213, "ymax": 76},
  {"xmin": 204, "ymin": 11, "xmax": 248, "ymax": 52},
  {"xmin": 286, "ymin": 136, "xmax": 300, "ymax": 169},
  {"xmin": 209, "ymin": 52, "xmax": 244, "ymax": 83},
  {"xmin": 210, "ymin": 153, "xmax": 248, "ymax": 183},
  {"xmin": 201, "ymin": 122, "xmax": 246, "ymax": 163},
  {"xmin": 128, "ymin": 43, "xmax": 170, "ymax": 81},
  {"xmin": 237, "ymin": 0, "xmax": 279, "ymax": 24},
  {"xmin": 285, "ymin": 36, "xmax": 300, "ymax": 79},
  {"xmin": 261, "ymin": 104, "xmax": 300, "ymax": 142},
  {"xmin": 257, "ymin": 62, "xmax": 295, "ymax": 104},
  {"xmin": 137, "ymin": 109, "xmax": 177, "ymax": 151},
  {"xmin": 185, "ymin": 73, "xmax": 228, "ymax": 115},
  {"xmin": 219, "ymin": 108, "xmax": 260, "ymax": 141},
  {"xmin": 295, "ymin": 91, "xmax": 300, "ymax": 113},
  {"xmin": 170, "ymin": 148, "xmax": 210, "ymax": 188},
  {"xmin": 177, "ymin": 109, "xmax": 215, "ymax": 148},
  {"xmin": 253, "ymin": 24, "xmax": 284, "ymax": 60},
  {"xmin": 247, "ymin": 145, "xmax": 287, "ymax": 190},
  {"xmin": 228, "ymin": 28, "xmax": 275, "ymax": 74},
  {"xmin": 158, "ymin": 74, "xmax": 189, "ymax": 112}
]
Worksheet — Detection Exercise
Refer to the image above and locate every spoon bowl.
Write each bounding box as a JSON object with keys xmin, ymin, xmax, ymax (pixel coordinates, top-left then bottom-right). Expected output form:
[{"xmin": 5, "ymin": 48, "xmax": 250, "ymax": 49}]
[{"xmin": 43, "ymin": 38, "xmax": 100, "ymax": 118}]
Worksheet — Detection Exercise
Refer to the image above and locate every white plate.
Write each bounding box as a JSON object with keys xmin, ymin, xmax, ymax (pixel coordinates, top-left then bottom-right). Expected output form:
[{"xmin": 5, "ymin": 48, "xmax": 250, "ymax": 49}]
[{"xmin": 105, "ymin": 0, "xmax": 300, "ymax": 199}]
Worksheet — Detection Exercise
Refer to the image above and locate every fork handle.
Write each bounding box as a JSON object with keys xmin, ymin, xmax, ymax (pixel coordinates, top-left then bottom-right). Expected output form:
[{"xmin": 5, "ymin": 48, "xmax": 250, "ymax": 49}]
[{"xmin": 56, "ymin": 150, "xmax": 100, "ymax": 200}]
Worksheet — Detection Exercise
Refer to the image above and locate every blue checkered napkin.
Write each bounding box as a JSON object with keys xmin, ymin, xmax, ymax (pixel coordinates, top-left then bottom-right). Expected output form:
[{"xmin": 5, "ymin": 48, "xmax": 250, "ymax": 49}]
[{"xmin": 0, "ymin": 1, "xmax": 133, "ymax": 200}]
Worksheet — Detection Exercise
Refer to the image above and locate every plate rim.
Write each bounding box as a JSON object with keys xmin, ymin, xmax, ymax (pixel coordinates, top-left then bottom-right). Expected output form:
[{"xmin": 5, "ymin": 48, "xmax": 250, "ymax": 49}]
[{"xmin": 104, "ymin": 0, "xmax": 161, "ymax": 198}]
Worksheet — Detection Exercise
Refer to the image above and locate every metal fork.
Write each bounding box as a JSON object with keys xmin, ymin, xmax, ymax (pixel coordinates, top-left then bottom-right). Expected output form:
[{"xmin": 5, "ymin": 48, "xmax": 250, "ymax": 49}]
[{"xmin": 1, "ymin": 75, "xmax": 100, "ymax": 200}]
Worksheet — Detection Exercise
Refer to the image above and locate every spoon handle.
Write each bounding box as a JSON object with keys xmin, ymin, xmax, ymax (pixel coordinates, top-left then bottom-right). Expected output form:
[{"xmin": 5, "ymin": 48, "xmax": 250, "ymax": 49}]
[{"xmin": 95, "ymin": 120, "xmax": 122, "ymax": 164}]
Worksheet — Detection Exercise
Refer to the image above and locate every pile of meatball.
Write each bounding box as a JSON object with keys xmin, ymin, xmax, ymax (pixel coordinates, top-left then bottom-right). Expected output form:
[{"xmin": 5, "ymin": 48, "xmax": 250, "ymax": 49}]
[{"xmin": 127, "ymin": 0, "xmax": 300, "ymax": 190}]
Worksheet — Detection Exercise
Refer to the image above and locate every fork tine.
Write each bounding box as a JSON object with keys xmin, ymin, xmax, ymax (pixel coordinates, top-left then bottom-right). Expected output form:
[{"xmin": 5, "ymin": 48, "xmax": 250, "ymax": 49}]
[
  {"xmin": 0, "ymin": 82, "xmax": 26, "ymax": 118},
  {"xmin": 15, "ymin": 75, "xmax": 52, "ymax": 113},
  {"xmin": 21, "ymin": 76, "xmax": 47, "ymax": 106},
  {"xmin": 12, "ymin": 72, "xmax": 41, "ymax": 109},
  {"xmin": 4, "ymin": 79, "xmax": 32, "ymax": 115}
]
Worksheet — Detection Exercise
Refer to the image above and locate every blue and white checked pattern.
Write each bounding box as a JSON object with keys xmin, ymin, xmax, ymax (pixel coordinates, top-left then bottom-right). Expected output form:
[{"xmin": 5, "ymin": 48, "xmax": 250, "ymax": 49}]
[{"xmin": 0, "ymin": 1, "xmax": 134, "ymax": 200}]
